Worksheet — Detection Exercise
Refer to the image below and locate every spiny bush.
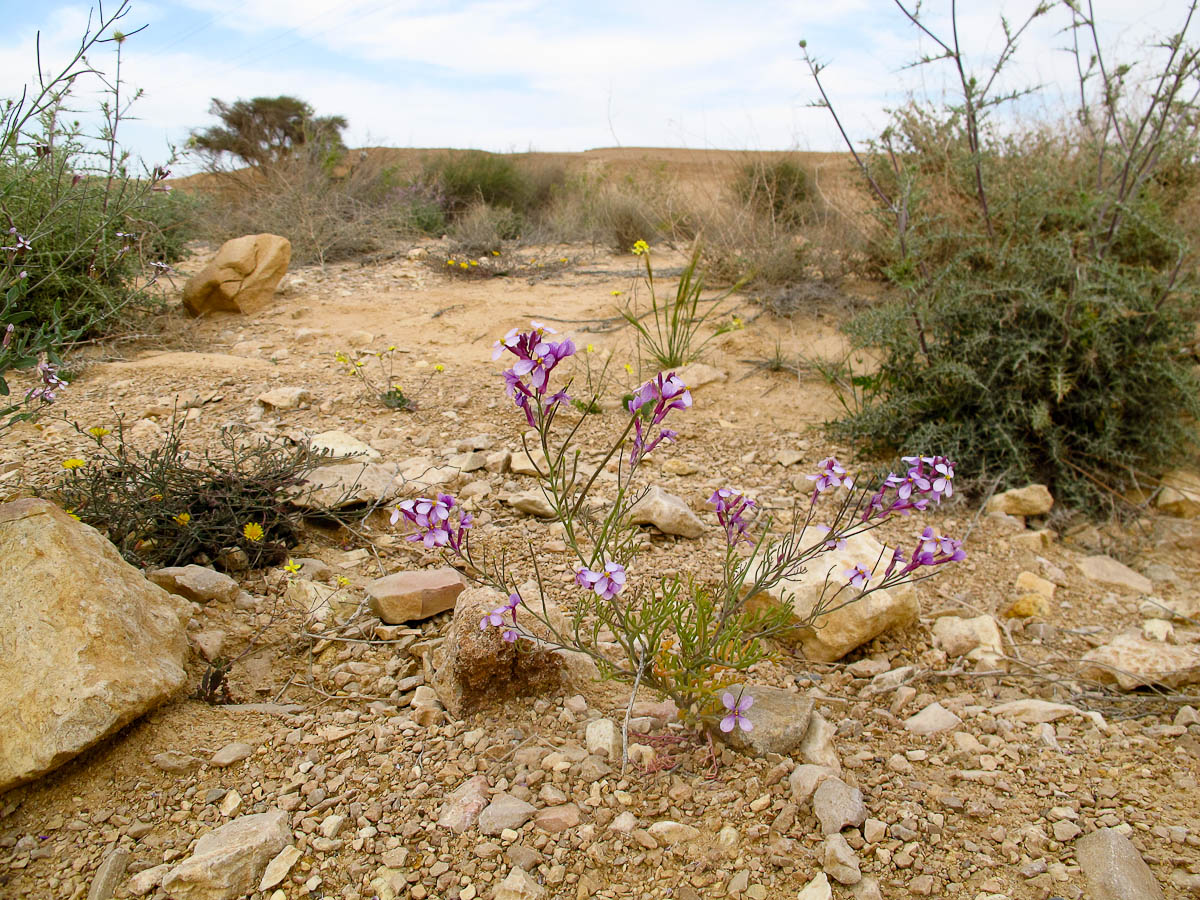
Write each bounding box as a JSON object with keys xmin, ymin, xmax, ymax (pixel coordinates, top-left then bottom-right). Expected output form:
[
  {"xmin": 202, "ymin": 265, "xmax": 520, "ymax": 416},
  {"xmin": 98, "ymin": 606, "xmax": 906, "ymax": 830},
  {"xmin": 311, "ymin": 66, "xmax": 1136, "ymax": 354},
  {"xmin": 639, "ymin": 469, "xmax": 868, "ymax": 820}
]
[
  {"xmin": 734, "ymin": 157, "xmax": 812, "ymax": 229},
  {"xmin": 423, "ymin": 150, "xmax": 539, "ymax": 217},
  {"xmin": 803, "ymin": 3, "xmax": 1200, "ymax": 513},
  {"xmin": 47, "ymin": 416, "xmax": 332, "ymax": 569}
]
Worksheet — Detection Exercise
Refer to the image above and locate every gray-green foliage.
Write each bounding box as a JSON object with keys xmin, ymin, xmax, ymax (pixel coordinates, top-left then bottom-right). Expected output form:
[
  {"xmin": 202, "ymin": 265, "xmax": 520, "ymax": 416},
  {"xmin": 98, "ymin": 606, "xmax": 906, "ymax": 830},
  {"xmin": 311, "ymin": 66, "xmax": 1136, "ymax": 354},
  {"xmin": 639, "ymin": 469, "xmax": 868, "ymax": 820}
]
[{"xmin": 804, "ymin": 2, "xmax": 1200, "ymax": 513}]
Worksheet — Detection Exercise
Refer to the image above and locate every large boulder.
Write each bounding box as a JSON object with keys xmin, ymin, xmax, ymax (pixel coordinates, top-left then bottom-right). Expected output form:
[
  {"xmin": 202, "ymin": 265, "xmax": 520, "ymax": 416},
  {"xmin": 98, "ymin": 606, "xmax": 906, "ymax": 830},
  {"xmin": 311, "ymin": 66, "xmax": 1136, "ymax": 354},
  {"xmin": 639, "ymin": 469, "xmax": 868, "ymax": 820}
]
[
  {"xmin": 431, "ymin": 586, "xmax": 598, "ymax": 716},
  {"xmin": 183, "ymin": 234, "xmax": 291, "ymax": 317},
  {"xmin": 0, "ymin": 499, "xmax": 192, "ymax": 794},
  {"xmin": 742, "ymin": 529, "xmax": 918, "ymax": 662}
]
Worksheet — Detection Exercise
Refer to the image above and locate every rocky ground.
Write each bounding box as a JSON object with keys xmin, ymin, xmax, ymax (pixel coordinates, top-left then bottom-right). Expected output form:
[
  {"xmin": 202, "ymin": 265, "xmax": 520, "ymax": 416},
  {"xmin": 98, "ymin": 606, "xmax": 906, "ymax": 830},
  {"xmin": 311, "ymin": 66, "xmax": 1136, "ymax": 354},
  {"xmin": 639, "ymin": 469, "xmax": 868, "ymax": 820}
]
[{"xmin": 2, "ymin": 239, "xmax": 1200, "ymax": 900}]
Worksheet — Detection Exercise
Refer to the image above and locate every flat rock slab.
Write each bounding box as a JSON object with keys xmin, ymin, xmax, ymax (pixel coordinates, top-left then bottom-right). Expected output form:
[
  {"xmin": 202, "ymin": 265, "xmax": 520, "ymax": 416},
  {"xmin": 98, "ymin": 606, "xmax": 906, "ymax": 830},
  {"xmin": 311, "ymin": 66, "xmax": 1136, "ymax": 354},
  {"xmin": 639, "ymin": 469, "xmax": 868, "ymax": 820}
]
[
  {"xmin": 161, "ymin": 809, "xmax": 290, "ymax": 900},
  {"xmin": 367, "ymin": 568, "xmax": 466, "ymax": 623},
  {"xmin": 148, "ymin": 565, "xmax": 239, "ymax": 604},
  {"xmin": 293, "ymin": 462, "xmax": 401, "ymax": 510},
  {"xmin": 718, "ymin": 685, "xmax": 814, "ymax": 757},
  {"xmin": 309, "ymin": 430, "xmax": 380, "ymax": 461},
  {"xmin": 0, "ymin": 499, "xmax": 191, "ymax": 795},
  {"xmin": 627, "ymin": 485, "xmax": 705, "ymax": 538},
  {"xmin": 986, "ymin": 483, "xmax": 1053, "ymax": 516},
  {"xmin": 1078, "ymin": 555, "xmax": 1153, "ymax": 594},
  {"xmin": 904, "ymin": 701, "xmax": 962, "ymax": 735},
  {"xmin": 1076, "ymin": 827, "xmax": 1164, "ymax": 900},
  {"xmin": 1081, "ymin": 632, "xmax": 1200, "ymax": 690}
]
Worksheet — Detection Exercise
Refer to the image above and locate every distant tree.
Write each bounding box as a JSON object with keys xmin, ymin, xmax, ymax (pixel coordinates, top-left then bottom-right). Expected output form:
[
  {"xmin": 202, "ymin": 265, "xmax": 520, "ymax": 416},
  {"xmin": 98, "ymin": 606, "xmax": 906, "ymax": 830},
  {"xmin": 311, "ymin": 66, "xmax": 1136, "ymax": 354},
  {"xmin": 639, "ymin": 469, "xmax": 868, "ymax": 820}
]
[{"xmin": 188, "ymin": 96, "xmax": 348, "ymax": 170}]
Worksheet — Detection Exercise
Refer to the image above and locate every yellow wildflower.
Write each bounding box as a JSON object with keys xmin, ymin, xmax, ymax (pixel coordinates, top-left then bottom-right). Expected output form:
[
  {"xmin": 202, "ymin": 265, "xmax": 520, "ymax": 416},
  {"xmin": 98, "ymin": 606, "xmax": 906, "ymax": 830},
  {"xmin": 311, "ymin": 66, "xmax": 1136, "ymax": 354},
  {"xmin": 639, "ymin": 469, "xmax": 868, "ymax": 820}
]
[
  {"xmin": 610, "ymin": 290, "xmax": 623, "ymax": 296},
  {"xmin": 470, "ymin": 260, "xmax": 479, "ymax": 267},
  {"xmin": 88, "ymin": 426, "xmax": 111, "ymax": 439},
  {"xmin": 446, "ymin": 259, "xmax": 455, "ymax": 266},
  {"xmin": 65, "ymin": 508, "xmax": 81, "ymax": 521},
  {"xmin": 460, "ymin": 262, "xmax": 469, "ymax": 269},
  {"xmin": 242, "ymin": 522, "xmax": 264, "ymax": 542},
  {"xmin": 283, "ymin": 559, "xmax": 302, "ymax": 575},
  {"xmin": 624, "ymin": 363, "xmax": 634, "ymax": 375},
  {"xmin": 387, "ymin": 345, "xmax": 396, "ymax": 352},
  {"xmin": 62, "ymin": 458, "xmax": 86, "ymax": 470},
  {"xmin": 559, "ymin": 257, "xmax": 568, "ymax": 263},
  {"xmin": 173, "ymin": 512, "xmax": 191, "ymax": 526},
  {"xmin": 434, "ymin": 364, "xmax": 444, "ymax": 372},
  {"xmin": 491, "ymin": 250, "xmax": 500, "ymax": 256},
  {"xmin": 586, "ymin": 344, "xmax": 595, "ymax": 353},
  {"xmin": 149, "ymin": 493, "xmax": 163, "ymax": 502},
  {"xmin": 631, "ymin": 239, "xmax": 649, "ymax": 256},
  {"xmin": 336, "ymin": 575, "xmax": 350, "ymax": 587}
]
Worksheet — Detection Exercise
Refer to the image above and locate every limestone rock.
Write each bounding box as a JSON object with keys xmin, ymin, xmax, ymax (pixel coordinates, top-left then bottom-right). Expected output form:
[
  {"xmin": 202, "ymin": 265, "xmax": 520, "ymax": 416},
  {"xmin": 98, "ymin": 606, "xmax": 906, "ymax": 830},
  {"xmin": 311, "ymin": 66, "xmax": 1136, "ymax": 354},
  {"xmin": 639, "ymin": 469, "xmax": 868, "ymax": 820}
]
[
  {"xmin": 627, "ymin": 485, "xmax": 705, "ymax": 538},
  {"xmin": 258, "ymin": 845, "xmax": 301, "ymax": 892},
  {"xmin": 147, "ymin": 565, "xmax": 239, "ymax": 604},
  {"xmin": 586, "ymin": 718, "xmax": 621, "ymax": 761},
  {"xmin": 509, "ymin": 446, "xmax": 547, "ymax": 477},
  {"xmin": 160, "ymin": 809, "xmax": 290, "ymax": 900},
  {"xmin": 437, "ymin": 776, "xmax": 491, "ymax": 832},
  {"xmin": 718, "ymin": 685, "xmax": 814, "ymax": 757},
  {"xmin": 824, "ymin": 832, "xmax": 862, "ymax": 885},
  {"xmin": 255, "ymin": 387, "xmax": 311, "ymax": 410},
  {"xmin": 478, "ymin": 793, "xmax": 536, "ymax": 835},
  {"xmin": 210, "ymin": 742, "xmax": 252, "ymax": 767},
  {"xmin": 812, "ymin": 778, "xmax": 866, "ymax": 835},
  {"xmin": 366, "ymin": 568, "xmax": 466, "ymax": 623},
  {"xmin": 183, "ymin": 234, "xmax": 291, "ymax": 317},
  {"xmin": 1081, "ymin": 632, "xmax": 1200, "ymax": 690},
  {"xmin": 308, "ymin": 430, "xmax": 380, "ymax": 461},
  {"xmin": 799, "ymin": 711, "xmax": 841, "ymax": 771},
  {"xmin": 789, "ymin": 764, "xmax": 838, "ymax": 804},
  {"xmin": 126, "ymin": 864, "xmax": 170, "ymax": 896},
  {"xmin": 1077, "ymin": 555, "xmax": 1152, "ymax": 594},
  {"xmin": 0, "ymin": 499, "xmax": 191, "ymax": 794},
  {"xmin": 986, "ymin": 484, "xmax": 1053, "ymax": 516},
  {"xmin": 534, "ymin": 803, "xmax": 580, "ymax": 833},
  {"xmin": 989, "ymin": 699, "xmax": 1080, "ymax": 723},
  {"xmin": 931, "ymin": 614, "xmax": 1004, "ymax": 659},
  {"xmin": 1156, "ymin": 470, "xmax": 1200, "ymax": 518},
  {"xmin": 1076, "ymin": 828, "xmax": 1164, "ymax": 900},
  {"xmin": 743, "ymin": 528, "xmax": 918, "ymax": 662},
  {"xmin": 494, "ymin": 867, "xmax": 545, "ymax": 900},
  {"xmin": 293, "ymin": 462, "xmax": 401, "ymax": 510},
  {"xmin": 904, "ymin": 702, "xmax": 961, "ymax": 735},
  {"xmin": 431, "ymin": 587, "xmax": 598, "ymax": 717},
  {"xmin": 798, "ymin": 872, "xmax": 833, "ymax": 900},
  {"xmin": 506, "ymin": 490, "xmax": 555, "ymax": 518},
  {"xmin": 647, "ymin": 821, "xmax": 701, "ymax": 844}
]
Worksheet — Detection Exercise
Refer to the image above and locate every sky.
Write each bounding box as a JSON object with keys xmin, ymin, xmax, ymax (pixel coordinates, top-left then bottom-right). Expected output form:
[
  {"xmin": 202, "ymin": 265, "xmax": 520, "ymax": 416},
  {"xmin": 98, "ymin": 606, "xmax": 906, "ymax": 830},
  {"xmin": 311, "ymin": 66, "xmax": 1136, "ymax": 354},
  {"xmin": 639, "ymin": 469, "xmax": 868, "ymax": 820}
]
[{"xmin": 1, "ymin": 0, "xmax": 1193, "ymax": 173}]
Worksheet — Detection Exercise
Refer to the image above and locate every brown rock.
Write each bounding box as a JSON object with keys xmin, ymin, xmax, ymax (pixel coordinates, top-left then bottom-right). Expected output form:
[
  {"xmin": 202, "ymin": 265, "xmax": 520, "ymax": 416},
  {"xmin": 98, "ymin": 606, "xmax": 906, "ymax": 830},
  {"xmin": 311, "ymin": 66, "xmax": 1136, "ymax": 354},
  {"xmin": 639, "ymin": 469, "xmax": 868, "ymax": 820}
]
[
  {"xmin": 1156, "ymin": 470, "xmax": 1200, "ymax": 518},
  {"xmin": 160, "ymin": 810, "xmax": 290, "ymax": 900},
  {"xmin": 1076, "ymin": 827, "xmax": 1165, "ymax": 900},
  {"xmin": 534, "ymin": 803, "xmax": 581, "ymax": 833},
  {"xmin": 986, "ymin": 484, "xmax": 1054, "ymax": 516},
  {"xmin": 366, "ymin": 568, "xmax": 466, "ymax": 623},
  {"xmin": 431, "ymin": 587, "xmax": 598, "ymax": 717},
  {"xmin": 436, "ymin": 776, "xmax": 490, "ymax": 832},
  {"xmin": 0, "ymin": 500, "xmax": 191, "ymax": 794},
  {"xmin": 182, "ymin": 234, "xmax": 291, "ymax": 317},
  {"xmin": 718, "ymin": 685, "xmax": 815, "ymax": 757},
  {"xmin": 627, "ymin": 485, "xmax": 705, "ymax": 538},
  {"xmin": 147, "ymin": 565, "xmax": 239, "ymax": 604}
]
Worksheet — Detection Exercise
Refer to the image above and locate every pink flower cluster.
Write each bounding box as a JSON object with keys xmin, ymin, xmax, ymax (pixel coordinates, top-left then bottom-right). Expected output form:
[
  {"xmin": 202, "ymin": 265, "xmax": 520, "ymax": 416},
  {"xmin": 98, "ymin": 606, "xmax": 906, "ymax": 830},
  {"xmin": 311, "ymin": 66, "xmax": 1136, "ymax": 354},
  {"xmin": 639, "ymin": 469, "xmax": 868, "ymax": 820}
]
[
  {"xmin": 627, "ymin": 372, "xmax": 691, "ymax": 465},
  {"xmin": 390, "ymin": 494, "xmax": 472, "ymax": 554},
  {"xmin": 493, "ymin": 321, "xmax": 575, "ymax": 426}
]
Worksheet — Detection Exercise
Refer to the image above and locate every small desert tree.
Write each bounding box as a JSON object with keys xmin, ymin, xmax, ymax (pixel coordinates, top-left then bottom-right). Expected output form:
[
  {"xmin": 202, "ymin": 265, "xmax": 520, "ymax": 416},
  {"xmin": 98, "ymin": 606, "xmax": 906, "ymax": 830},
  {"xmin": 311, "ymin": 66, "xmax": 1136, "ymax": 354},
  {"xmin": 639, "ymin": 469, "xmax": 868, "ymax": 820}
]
[{"xmin": 188, "ymin": 96, "xmax": 347, "ymax": 171}]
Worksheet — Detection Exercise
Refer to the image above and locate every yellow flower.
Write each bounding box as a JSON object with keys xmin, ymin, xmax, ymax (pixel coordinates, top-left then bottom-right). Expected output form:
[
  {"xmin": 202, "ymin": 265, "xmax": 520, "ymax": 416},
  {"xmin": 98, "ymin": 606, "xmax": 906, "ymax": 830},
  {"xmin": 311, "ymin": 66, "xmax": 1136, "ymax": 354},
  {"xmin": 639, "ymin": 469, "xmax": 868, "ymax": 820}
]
[
  {"xmin": 586, "ymin": 343, "xmax": 595, "ymax": 353},
  {"xmin": 387, "ymin": 345, "xmax": 396, "ymax": 352},
  {"xmin": 470, "ymin": 260, "xmax": 479, "ymax": 267},
  {"xmin": 335, "ymin": 351, "xmax": 349, "ymax": 364},
  {"xmin": 559, "ymin": 257, "xmax": 568, "ymax": 263},
  {"xmin": 62, "ymin": 458, "xmax": 86, "ymax": 470},
  {"xmin": 434, "ymin": 364, "xmax": 444, "ymax": 372},
  {"xmin": 283, "ymin": 559, "xmax": 302, "ymax": 575},
  {"xmin": 631, "ymin": 239, "xmax": 649, "ymax": 256},
  {"xmin": 65, "ymin": 508, "xmax": 81, "ymax": 521},
  {"xmin": 491, "ymin": 250, "xmax": 500, "ymax": 256},
  {"xmin": 624, "ymin": 363, "xmax": 634, "ymax": 375},
  {"xmin": 149, "ymin": 493, "xmax": 163, "ymax": 502},
  {"xmin": 336, "ymin": 575, "xmax": 350, "ymax": 587},
  {"xmin": 242, "ymin": 522, "xmax": 264, "ymax": 542},
  {"xmin": 460, "ymin": 262, "xmax": 469, "ymax": 269},
  {"xmin": 173, "ymin": 512, "xmax": 191, "ymax": 526},
  {"xmin": 446, "ymin": 259, "xmax": 455, "ymax": 266},
  {"xmin": 88, "ymin": 426, "xmax": 110, "ymax": 439},
  {"xmin": 355, "ymin": 360, "xmax": 364, "ymax": 367},
  {"xmin": 610, "ymin": 290, "xmax": 623, "ymax": 296}
]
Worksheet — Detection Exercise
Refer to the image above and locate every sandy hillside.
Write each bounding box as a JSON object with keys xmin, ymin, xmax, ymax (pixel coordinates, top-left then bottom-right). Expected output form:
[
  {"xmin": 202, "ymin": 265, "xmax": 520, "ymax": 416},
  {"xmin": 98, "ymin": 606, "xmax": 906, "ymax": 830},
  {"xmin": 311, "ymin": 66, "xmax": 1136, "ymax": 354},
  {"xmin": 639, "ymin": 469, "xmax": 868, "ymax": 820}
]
[{"xmin": 1, "ymin": 235, "xmax": 1199, "ymax": 900}]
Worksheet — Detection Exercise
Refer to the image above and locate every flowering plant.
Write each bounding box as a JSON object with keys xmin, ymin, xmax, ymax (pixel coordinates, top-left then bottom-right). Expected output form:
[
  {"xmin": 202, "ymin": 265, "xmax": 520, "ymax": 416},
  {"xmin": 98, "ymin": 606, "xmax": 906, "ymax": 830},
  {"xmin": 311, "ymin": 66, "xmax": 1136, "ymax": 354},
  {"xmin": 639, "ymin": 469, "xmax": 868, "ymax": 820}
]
[{"xmin": 391, "ymin": 319, "xmax": 965, "ymax": 749}]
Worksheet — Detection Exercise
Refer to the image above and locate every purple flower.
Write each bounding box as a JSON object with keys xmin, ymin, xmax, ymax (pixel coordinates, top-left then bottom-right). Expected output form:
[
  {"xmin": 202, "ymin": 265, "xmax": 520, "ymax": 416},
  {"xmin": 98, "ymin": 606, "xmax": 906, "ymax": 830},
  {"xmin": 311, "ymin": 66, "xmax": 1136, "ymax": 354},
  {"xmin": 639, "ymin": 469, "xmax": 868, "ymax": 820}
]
[
  {"xmin": 494, "ymin": 322, "xmax": 575, "ymax": 422},
  {"xmin": 627, "ymin": 373, "xmax": 691, "ymax": 465},
  {"xmin": 720, "ymin": 691, "xmax": 754, "ymax": 733},
  {"xmin": 843, "ymin": 563, "xmax": 872, "ymax": 590},
  {"xmin": 898, "ymin": 527, "xmax": 965, "ymax": 575},
  {"xmin": 807, "ymin": 457, "xmax": 852, "ymax": 495},
  {"xmin": 575, "ymin": 561, "xmax": 628, "ymax": 600},
  {"xmin": 2, "ymin": 323, "xmax": 12, "ymax": 349},
  {"xmin": 864, "ymin": 456, "xmax": 955, "ymax": 522},
  {"xmin": 813, "ymin": 524, "xmax": 846, "ymax": 551},
  {"xmin": 708, "ymin": 487, "xmax": 757, "ymax": 545},
  {"xmin": 480, "ymin": 592, "xmax": 523, "ymax": 639},
  {"xmin": 391, "ymin": 494, "xmax": 472, "ymax": 555},
  {"xmin": 26, "ymin": 357, "xmax": 67, "ymax": 404}
]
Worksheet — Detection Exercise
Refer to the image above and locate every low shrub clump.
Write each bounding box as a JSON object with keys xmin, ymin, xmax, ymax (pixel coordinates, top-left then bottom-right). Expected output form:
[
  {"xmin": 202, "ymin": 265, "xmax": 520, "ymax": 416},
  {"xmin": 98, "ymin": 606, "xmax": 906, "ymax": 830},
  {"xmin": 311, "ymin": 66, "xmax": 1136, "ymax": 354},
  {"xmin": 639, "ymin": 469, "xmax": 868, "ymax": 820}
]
[
  {"xmin": 804, "ymin": 4, "xmax": 1200, "ymax": 512},
  {"xmin": 47, "ymin": 416, "xmax": 330, "ymax": 569}
]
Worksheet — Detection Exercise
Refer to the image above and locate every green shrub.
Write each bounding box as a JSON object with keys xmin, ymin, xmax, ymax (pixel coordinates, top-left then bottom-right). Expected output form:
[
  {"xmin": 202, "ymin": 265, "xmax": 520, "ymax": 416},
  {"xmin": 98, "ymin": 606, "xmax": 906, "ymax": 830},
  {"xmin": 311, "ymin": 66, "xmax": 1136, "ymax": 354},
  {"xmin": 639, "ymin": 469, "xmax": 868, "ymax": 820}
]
[
  {"xmin": 46, "ymin": 416, "xmax": 333, "ymax": 569},
  {"xmin": 803, "ymin": 5, "xmax": 1200, "ymax": 513},
  {"xmin": 423, "ymin": 150, "xmax": 535, "ymax": 216},
  {"xmin": 734, "ymin": 158, "xmax": 812, "ymax": 229}
]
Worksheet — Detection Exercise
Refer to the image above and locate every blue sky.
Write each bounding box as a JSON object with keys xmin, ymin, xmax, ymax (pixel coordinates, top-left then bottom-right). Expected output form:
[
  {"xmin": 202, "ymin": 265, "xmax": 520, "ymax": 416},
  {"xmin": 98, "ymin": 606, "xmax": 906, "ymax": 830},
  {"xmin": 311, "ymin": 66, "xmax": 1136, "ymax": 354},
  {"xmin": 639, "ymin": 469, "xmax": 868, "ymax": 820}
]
[{"xmin": 2, "ymin": 0, "xmax": 1191, "ymax": 173}]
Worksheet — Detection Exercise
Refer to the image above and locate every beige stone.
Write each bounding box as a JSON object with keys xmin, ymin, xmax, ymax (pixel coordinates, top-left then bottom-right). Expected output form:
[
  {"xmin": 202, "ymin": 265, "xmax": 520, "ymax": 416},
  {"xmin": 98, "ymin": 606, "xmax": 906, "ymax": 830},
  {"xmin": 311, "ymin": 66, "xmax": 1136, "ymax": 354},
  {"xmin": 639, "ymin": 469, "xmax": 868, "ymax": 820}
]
[
  {"xmin": 366, "ymin": 568, "xmax": 466, "ymax": 623},
  {"xmin": 1002, "ymin": 593, "xmax": 1050, "ymax": 618},
  {"xmin": 292, "ymin": 462, "xmax": 401, "ymax": 510},
  {"xmin": 1081, "ymin": 632, "xmax": 1200, "ymax": 690},
  {"xmin": 0, "ymin": 499, "xmax": 191, "ymax": 794},
  {"xmin": 183, "ymin": 234, "xmax": 291, "ymax": 317},
  {"xmin": 986, "ymin": 484, "xmax": 1054, "ymax": 516},
  {"xmin": 1077, "ymin": 555, "xmax": 1152, "ymax": 594},
  {"xmin": 147, "ymin": 565, "xmax": 239, "ymax": 604},
  {"xmin": 743, "ymin": 529, "xmax": 918, "ymax": 662},
  {"xmin": 627, "ymin": 485, "xmax": 705, "ymax": 538},
  {"xmin": 932, "ymin": 614, "xmax": 1004, "ymax": 659},
  {"xmin": 161, "ymin": 810, "xmax": 290, "ymax": 900},
  {"xmin": 1157, "ymin": 470, "xmax": 1200, "ymax": 518}
]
